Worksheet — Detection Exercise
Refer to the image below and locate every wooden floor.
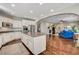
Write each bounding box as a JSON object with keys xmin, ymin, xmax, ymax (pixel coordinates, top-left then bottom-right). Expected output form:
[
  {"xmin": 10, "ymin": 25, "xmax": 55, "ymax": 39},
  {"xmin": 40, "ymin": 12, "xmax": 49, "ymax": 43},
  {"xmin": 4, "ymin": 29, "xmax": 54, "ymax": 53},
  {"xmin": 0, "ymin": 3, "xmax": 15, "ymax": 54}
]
[{"xmin": 42, "ymin": 35, "xmax": 79, "ymax": 55}]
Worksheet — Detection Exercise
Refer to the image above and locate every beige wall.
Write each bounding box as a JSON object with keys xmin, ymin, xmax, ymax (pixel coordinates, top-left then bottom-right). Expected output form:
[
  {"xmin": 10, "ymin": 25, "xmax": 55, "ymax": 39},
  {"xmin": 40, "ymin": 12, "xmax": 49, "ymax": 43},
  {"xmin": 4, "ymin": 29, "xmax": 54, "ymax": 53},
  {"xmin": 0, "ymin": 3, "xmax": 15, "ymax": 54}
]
[{"xmin": 55, "ymin": 22, "xmax": 79, "ymax": 33}]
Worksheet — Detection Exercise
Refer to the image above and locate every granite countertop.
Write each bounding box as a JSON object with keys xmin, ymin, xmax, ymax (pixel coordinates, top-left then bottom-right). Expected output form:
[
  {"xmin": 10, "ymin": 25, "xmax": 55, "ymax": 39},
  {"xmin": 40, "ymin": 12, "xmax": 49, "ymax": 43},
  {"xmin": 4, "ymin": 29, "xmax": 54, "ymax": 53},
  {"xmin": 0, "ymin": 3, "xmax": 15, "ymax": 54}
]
[
  {"xmin": 0, "ymin": 27, "xmax": 22, "ymax": 33},
  {"xmin": 23, "ymin": 32, "xmax": 45, "ymax": 37},
  {"xmin": 0, "ymin": 27, "xmax": 45, "ymax": 37}
]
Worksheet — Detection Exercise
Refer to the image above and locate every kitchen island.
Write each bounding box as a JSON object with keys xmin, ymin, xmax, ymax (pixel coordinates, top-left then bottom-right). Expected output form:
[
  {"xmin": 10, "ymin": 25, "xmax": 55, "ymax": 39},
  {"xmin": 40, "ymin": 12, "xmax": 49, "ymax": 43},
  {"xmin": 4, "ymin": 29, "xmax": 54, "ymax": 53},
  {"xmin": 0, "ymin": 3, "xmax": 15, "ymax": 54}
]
[{"xmin": 22, "ymin": 32, "xmax": 46, "ymax": 55}]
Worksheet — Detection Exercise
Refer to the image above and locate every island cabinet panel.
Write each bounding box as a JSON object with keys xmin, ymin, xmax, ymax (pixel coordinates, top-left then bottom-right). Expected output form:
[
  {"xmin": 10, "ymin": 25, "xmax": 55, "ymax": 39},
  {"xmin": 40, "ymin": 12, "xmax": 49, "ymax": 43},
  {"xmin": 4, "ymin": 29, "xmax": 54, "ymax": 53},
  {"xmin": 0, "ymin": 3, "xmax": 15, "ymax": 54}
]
[
  {"xmin": 22, "ymin": 34, "xmax": 34, "ymax": 53},
  {"xmin": 21, "ymin": 34, "xmax": 46, "ymax": 55},
  {"xmin": 22, "ymin": 34, "xmax": 29, "ymax": 46},
  {"xmin": 0, "ymin": 35, "xmax": 3, "ymax": 48},
  {"xmin": 13, "ymin": 20, "xmax": 22, "ymax": 28},
  {"xmin": 33, "ymin": 35, "xmax": 46, "ymax": 54}
]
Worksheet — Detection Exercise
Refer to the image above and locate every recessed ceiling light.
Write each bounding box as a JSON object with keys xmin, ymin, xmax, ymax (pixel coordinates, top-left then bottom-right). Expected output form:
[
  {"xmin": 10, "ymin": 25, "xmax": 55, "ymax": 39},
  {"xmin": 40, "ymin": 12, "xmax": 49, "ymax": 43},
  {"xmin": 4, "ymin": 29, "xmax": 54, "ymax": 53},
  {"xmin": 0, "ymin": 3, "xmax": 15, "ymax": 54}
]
[
  {"xmin": 11, "ymin": 4, "xmax": 15, "ymax": 7},
  {"xmin": 29, "ymin": 10, "xmax": 33, "ymax": 13},
  {"xmin": 50, "ymin": 9, "xmax": 54, "ymax": 12},
  {"xmin": 41, "ymin": 14, "xmax": 44, "ymax": 16},
  {"xmin": 40, "ymin": 3, "xmax": 43, "ymax": 5}
]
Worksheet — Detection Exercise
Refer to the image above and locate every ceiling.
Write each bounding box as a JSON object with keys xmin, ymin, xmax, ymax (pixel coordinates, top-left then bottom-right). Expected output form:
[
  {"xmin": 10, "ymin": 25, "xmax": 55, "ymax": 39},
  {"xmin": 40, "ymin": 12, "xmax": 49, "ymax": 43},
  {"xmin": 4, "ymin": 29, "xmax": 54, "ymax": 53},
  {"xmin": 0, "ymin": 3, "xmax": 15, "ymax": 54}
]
[
  {"xmin": 38, "ymin": 13, "xmax": 79, "ymax": 23},
  {"xmin": 0, "ymin": 3, "xmax": 78, "ymax": 21}
]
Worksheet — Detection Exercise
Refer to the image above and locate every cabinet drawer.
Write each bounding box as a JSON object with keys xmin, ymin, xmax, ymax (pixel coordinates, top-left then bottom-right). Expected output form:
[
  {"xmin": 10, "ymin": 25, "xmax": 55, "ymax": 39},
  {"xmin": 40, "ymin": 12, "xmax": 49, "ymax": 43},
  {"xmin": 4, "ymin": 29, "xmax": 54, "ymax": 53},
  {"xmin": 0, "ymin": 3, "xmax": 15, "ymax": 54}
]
[
  {"xmin": 26, "ymin": 36, "xmax": 34, "ymax": 43},
  {"xmin": 22, "ymin": 38, "xmax": 28, "ymax": 46},
  {"xmin": 28, "ymin": 40, "xmax": 34, "ymax": 52},
  {"xmin": 0, "ymin": 35, "xmax": 3, "ymax": 48}
]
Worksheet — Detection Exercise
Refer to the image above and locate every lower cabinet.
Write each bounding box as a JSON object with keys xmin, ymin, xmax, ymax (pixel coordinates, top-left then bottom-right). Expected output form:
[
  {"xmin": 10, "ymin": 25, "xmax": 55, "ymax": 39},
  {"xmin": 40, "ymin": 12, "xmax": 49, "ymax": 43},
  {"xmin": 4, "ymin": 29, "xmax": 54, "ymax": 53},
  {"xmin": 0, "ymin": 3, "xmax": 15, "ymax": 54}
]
[
  {"xmin": 0, "ymin": 35, "xmax": 3, "ymax": 48},
  {"xmin": 2, "ymin": 32, "xmax": 22, "ymax": 45},
  {"xmin": 22, "ymin": 34, "xmax": 28, "ymax": 46},
  {"xmin": 11, "ymin": 32, "xmax": 22, "ymax": 40},
  {"xmin": 33, "ymin": 36, "xmax": 46, "ymax": 54},
  {"xmin": 22, "ymin": 34, "xmax": 46, "ymax": 55},
  {"xmin": 22, "ymin": 34, "xmax": 34, "ymax": 52},
  {"xmin": 28, "ymin": 40, "xmax": 34, "ymax": 52},
  {"xmin": 2, "ymin": 33, "xmax": 12, "ymax": 45}
]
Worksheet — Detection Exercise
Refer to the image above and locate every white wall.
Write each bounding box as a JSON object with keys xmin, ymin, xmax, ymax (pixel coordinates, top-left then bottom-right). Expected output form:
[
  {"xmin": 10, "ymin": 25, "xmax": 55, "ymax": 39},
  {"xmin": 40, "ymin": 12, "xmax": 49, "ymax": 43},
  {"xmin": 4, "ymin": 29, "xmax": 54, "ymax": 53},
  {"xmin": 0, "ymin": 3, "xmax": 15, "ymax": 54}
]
[{"xmin": 40, "ymin": 22, "xmax": 49, "ymax": 34}]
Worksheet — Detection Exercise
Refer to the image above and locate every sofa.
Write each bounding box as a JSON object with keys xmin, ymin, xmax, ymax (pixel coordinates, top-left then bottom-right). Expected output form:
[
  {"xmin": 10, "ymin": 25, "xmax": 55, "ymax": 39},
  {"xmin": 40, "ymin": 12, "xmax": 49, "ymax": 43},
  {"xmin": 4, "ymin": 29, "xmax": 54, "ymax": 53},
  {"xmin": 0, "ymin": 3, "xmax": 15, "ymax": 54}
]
[{"xmin": 59, "ymin": 30, "xmax": 74, "ymax": 39}]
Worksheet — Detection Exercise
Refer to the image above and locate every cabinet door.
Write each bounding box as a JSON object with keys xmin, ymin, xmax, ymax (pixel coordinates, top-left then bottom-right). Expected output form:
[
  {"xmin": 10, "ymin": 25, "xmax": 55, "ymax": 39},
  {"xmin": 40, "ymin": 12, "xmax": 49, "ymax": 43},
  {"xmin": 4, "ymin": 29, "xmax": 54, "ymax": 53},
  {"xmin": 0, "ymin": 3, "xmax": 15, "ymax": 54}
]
[
  {"xmin": 34, "ymin": 35, "xmax": 46, "ymax": 54},
  {"xmin": 27, "ymin": 38, "xmax": 34, "ymax": 53},
  {"xmin": 0, "ymin": 35, "xmax": 2, "ymax": 48},
  {"xmin": 23, "ymin": 35, "xmax": 34, "ymax": 53},
  {"xmin": 22, "ymin": 34, "xmax": 28, "ymax": 46},
  {"xmin": 13, "ymin": 21, "xmax": 22, "ymax": 28},
  {"xmin": 2, "ymin": 33, "xmax": 12, "ymax": 45},
  {"xmin": 21, "ymin": 34, "xmax": 34, "ymax": 53},
  {"xmin": 12, "ymin": 32, "xmax": 21, "ymax": 40}
]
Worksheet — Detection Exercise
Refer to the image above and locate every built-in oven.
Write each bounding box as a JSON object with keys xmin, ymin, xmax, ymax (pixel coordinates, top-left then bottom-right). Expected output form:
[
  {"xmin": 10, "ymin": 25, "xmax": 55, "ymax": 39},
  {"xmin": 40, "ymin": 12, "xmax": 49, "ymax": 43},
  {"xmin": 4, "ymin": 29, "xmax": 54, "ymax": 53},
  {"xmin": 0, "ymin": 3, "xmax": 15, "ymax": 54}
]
[{"xmin": 2, "ymin": 22, "xmax": 13, "ymax": 28}]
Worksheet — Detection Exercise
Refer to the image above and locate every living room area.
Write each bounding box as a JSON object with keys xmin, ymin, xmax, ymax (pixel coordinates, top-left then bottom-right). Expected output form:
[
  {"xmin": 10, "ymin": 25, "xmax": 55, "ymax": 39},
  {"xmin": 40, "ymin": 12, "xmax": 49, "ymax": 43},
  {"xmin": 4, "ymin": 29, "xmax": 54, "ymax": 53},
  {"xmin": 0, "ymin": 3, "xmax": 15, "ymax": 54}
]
[{"xmin": 37, "ymin": 13, "xmax": 79, "ymax": 55}]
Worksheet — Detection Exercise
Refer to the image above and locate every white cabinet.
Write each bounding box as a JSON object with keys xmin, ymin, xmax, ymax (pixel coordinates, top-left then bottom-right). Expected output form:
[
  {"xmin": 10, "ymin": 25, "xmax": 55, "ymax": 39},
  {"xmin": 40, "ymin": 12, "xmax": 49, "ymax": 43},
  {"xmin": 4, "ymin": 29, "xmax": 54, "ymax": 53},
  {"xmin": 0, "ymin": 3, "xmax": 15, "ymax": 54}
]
[
  {"xmin": 0, "ymin": 34, "xmax": 3, "ymax": 48},
  {"xmin": 22, "ymin": 34, "xmax": 46, "ymax": 54},
  {"xmin": 26, "ymin": 35, "xmax": 34, "ymax": 52},
  {"xmin": 13, "ymin": 21, "xmax": 22, "ymax": 28},
  {"xmin": 33, "ymin": 36, "xmax": 46, "ymax": 54},
  {"xmin": 2, "ymin": 33, "xmax": 12, "ymax": 45},
  {"xmin": 2, "ymin": 32, "xmax": 22, "ymax": 45},
  {"xmin": 22, "ymin": 34, "xmax": 34, "ymax": 54},
  {"xmin": 28, "ymin": 39, "xmax": 34, "ymax": 52},
  {"xmin": 22, "ymin": 34, "xmax": 28, "ymax": 46},
  {"xmin": 11, "ymin": 32, "xmax": 22, "ymax": 40}
]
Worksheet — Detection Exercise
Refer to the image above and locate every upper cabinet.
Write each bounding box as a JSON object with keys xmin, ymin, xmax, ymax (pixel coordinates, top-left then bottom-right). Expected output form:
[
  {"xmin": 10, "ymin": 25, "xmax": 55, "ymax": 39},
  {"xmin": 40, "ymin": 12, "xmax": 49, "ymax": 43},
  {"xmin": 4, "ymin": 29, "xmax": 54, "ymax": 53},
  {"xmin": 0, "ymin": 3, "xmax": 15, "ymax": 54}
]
[
  {"xmin": 0, "ymin": 16, "xmax": 13, "ymax": 27},
  {"xmin": 0, "ymin": 16, "xmax": 22, "ymax": 28},
  {"xmin": 0, "ymin": 16, "xmax": 36, "ymax": 28},
  {"xmin": 22, "ymin": 20, "xmax": 35, "ymax": 26},
  {"xmin": 12, "ymin": 20, "xmax": 22, "ymax": 28}
]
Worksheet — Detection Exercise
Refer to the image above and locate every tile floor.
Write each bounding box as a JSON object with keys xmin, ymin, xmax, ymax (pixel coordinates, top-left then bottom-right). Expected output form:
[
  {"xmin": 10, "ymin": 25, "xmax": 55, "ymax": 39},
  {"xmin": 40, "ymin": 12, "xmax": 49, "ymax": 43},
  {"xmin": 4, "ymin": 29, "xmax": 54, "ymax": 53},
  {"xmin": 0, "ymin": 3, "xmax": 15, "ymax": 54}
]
[{"xmin": 0, "ymin": 40, "xmax": 30, "ymax": 55}]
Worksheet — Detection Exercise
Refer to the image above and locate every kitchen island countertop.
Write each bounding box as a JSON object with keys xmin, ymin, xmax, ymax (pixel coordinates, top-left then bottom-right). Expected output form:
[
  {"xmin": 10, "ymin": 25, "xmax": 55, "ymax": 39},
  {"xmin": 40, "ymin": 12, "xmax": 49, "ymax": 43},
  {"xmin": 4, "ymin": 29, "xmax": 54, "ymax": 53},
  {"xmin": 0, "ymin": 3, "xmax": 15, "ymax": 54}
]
[{"xmin": 23, "ymin": 32, "xmax": 45, "ymax": 37}]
